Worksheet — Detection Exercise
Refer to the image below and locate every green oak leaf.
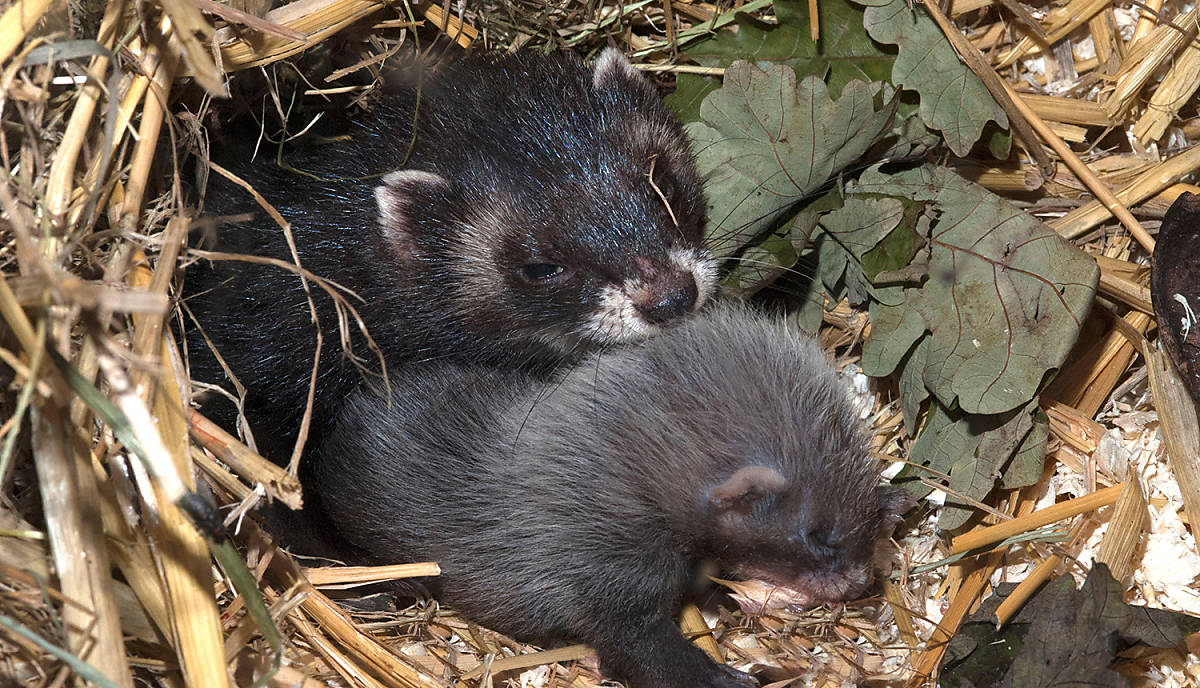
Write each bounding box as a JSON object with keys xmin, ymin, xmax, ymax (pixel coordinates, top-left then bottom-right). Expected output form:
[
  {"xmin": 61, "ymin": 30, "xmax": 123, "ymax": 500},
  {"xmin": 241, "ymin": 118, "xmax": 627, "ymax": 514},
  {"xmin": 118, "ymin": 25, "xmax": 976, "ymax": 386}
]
[
  {"xmin": 945, "ymin": 565, "xmax": 1200, "ymax": 687},
  {"xmin": 667, "ymin": 0, "xmax": 896, "ymax": 122},
  {"xmin": 856, "ymin": 0, "xmax": 1008, "ymax": 156},
  {"xmin": 854, "ymin": 164, "xmax": 1098, "ymax": 416},
  {"xmin": 906, "ymin": 398, "xmax": 1041, "ymax": 529},
  {"xmin": 686, "ymin": 63, "xmax": 897, "ymax": 258}
]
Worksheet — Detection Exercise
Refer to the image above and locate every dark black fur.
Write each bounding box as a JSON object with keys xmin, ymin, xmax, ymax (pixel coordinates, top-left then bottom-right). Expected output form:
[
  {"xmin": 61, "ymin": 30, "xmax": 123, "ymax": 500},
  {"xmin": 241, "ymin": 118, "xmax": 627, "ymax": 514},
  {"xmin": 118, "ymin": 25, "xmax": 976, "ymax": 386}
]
[
  {"xmin": 310, "ymin": 304, "xmax": 911, "ymax": 688},
  {"xmin": 183, "ymin": 49, "xmax": 713, "ymax": 461}
]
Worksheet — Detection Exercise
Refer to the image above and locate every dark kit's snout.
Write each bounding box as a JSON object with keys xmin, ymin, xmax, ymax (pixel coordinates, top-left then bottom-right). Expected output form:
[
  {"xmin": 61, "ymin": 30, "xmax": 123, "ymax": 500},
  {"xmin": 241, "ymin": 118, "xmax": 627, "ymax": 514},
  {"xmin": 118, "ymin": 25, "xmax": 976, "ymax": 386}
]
[{"xmin": 636, "ymin": 275, "xmax": 699, "ymax": 325}]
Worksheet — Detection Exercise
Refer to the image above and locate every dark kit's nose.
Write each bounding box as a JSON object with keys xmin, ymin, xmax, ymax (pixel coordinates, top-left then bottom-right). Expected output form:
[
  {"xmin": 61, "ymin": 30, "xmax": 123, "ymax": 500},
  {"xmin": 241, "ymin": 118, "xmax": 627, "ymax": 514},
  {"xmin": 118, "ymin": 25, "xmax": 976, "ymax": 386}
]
[{"xmin": 636, "ymin": 279, "xmax": 698, "ymax": 324}]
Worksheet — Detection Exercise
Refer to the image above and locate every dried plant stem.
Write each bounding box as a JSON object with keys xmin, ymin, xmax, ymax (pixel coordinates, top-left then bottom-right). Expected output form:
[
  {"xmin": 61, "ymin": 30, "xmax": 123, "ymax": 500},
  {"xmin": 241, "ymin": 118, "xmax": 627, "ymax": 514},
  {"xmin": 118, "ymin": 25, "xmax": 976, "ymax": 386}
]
[
  {"xmin": 158, "ymin": 0, "xmax": 227, "ymax": 96},
  {"xmin": 1130, "ymin": 0, "xmax": 1166, "ymax": 47},
  {"xmin": 883, "ymin": 579, "xmax": 919, "ymax": 649},
  {"xmin": 1105, "ymin": 8, "xmax": 1197, "ymax": 120},
  {"xmin": 71, "ymin": 49, "xmax": 159, "ymax": 229},
  {"xmin": 291, "ymin": 585, "xmax": 436, "ymax": 687},
  {"xmin": 679, "ymin": 603, "xmax": 723, "ymax": 662},
  {"xmin": 89, "ymin": 453, "xmax": 174, "ymax": 636},
  {"xmin": 303, "ymin": 563, "xmax": 441, "ymax": 587},
  {"xmin": 460, "ymin": 644, "xmax": 592, "ymax": 681},
  {"xmin": 43, "ymin": 0, "xmax": 125, "ymax": 223},
  {"xmin": 992, "ymin": 77, "xmax": 1154, "ymax": 251},
  {"xmin": 1096, "ymin": 255, "xmax": 1152, "ymax": 315},
  {"xmin": 211, "ymin": 0, "xmax": 394, "ymax": 72},
  {"xmin": 125, "ymin": 253, "xmax": 233, "ymax": 688},
  {"xmin": 1049, "ymin": 143, "xmax": 1200, "ymax": 242},
  {"xmin": 129, "ymin": 221, "xmax": 187, "ymax": 392},
  {"xmin": 1088, "ymin": 7, "xmax": 1122, "ymax": 70},
  {"xmin": 1145, "ymin": 346, "xmax": 1200, "ymax": 546},
  {"xmin": 1074, "ymin": 310, "xmax": 1151, "ymax": 418},
  {"xmin": 189, "ymin": 410, "xmax": 303, "ymax": 508},
  {"xmin": 121, "ymin": 33, "xmax": 178, "ymax": 219},
  {"xmin": 996, "ymin": 0, "xmax": 1110, "ymax": 69},
  {"xmin": 286, "ymin": 605, "xmax": 392, "ymax": 688},
  {"xmin": 993, "ymin": 551, "xmax": 1060, "ymax": 626},
  {"xmin": 1133, "ymin": 33, "xmax": 1200, "ymax": 143},
  {"xmin": 950, "ymin": 485, "xmax": 1122, "ymax": 555},
  {"xmin": 32, "ymin": 392, "xmax": 134, "ymax": 687},
  {"xmin": 1095, "ymin": 472, "xmax": 1149, "ymax": 583},
  {"xmin": 422, "ymin": 3, "xmax": 479, "ymax": 47},
  {"xmin": 1017, "ymin": 93, "xmax": 1115, "ymax": 127},
  {"xmin": 0, "ymin": 0, "xmax": 53, "ymax": 66}
]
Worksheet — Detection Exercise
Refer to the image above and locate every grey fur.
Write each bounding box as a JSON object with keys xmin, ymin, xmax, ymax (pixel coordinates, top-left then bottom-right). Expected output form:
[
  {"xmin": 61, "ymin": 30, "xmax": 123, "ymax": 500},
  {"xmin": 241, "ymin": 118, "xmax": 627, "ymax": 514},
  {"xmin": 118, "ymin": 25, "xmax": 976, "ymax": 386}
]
[{"xmin": 311, "ymin": 304, "xmax": 910, "ymax": 688}]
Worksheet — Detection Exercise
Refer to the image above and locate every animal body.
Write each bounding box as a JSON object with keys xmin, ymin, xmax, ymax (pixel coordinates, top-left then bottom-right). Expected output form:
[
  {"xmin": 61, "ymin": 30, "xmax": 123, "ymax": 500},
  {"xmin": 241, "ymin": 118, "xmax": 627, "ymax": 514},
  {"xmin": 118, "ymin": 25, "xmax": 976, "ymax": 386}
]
[
  {"xmin": 184, "ymin": 48, "xmax": 715, "ymax": 461},
  {"xmin": 311, "ymin": 304, "xmax": 911, "ymax": 688}
]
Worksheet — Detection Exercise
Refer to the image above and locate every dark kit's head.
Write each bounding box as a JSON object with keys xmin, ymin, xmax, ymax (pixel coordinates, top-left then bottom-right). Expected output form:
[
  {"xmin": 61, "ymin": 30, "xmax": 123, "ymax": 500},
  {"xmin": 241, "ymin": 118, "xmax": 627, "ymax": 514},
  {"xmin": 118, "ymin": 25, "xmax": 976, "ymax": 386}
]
[{"xmin": 373, "ymin": 48, "xmax": 715, "ymax": 357}]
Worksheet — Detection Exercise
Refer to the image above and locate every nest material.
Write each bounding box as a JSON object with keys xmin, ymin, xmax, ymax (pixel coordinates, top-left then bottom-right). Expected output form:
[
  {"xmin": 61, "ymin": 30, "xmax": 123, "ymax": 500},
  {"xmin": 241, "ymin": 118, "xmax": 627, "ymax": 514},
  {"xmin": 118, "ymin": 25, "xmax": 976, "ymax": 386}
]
[{"xmin": 1, "ymin": 1, "xmax": 1199, "ymax": 687}]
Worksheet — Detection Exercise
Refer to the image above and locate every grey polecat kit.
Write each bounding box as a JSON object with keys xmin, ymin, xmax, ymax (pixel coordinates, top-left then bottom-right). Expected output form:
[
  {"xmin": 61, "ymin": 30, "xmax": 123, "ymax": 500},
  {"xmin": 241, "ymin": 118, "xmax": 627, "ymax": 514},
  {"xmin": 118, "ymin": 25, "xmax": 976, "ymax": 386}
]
[
  {"xmin": 184, "ymin": 48, "xmax": 715, "ymax": 461},
  {"xmin": 309, "ymin": 304, "xmax": 911, "ymax": 688}
]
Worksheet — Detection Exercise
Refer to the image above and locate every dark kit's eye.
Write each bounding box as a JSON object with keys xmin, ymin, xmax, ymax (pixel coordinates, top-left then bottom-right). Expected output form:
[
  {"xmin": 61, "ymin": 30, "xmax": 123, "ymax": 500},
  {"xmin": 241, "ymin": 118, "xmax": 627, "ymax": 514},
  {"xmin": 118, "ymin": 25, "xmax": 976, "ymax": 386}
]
[{"xmin": 521, "ymin": 263, "xmax": 566, "ymax": 282}]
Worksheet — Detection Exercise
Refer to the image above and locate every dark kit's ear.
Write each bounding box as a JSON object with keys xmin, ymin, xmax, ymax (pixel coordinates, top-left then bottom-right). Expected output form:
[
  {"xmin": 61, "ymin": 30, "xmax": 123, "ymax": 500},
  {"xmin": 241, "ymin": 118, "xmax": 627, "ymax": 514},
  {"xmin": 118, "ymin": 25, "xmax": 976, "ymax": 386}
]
[
  {"xmin": 710, "ymin": 466, "xmax": 789, "ymax": 516},
  {"xmin": 375, "ymin": 170, "xmax": 450, "ymax": 261},
  {"xmin": 591, "ymin": 47, "xmax": 655, "ymax": 94},
  {"xmin": 877, "ymin": 486, "xmax": 916, "ymax": 535}
]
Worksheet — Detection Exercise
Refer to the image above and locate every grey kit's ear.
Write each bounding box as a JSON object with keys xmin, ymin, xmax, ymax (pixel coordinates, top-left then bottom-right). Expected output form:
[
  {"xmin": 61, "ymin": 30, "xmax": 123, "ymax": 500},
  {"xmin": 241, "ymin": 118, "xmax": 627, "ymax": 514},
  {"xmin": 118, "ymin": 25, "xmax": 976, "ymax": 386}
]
[
  {"xmin": 710, "ymin": 465, "xmax": 789, "ymax": 516},
  {"xmin": 591, "ymin": 47, "xmax": 654, "ymax": 93},
  {"xmin": 374, "ymin": 170, "xmax": 450, "ymax": 260}
]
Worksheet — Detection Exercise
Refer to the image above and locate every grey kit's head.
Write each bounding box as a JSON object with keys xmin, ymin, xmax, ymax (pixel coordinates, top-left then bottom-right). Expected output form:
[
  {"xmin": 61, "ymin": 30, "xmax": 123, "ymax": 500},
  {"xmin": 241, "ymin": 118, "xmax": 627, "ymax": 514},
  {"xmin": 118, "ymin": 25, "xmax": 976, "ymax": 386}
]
[
  {"xmin": 373, "ymin": 48, "xmax": 716, "ymax": 356},
  {"xmin": 619, "ymin": 306, "xmax": 912, "ymax": 605}
]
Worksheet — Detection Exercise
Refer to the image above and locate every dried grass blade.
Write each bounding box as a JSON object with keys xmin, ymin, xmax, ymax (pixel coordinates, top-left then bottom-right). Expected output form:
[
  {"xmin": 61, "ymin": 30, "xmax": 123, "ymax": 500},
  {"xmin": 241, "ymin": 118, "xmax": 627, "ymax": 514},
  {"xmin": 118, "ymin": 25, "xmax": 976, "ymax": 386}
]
[
  {"xmin": 1017, "ymin": 93, "xmax": 1115, "ymax": 127},
  {"xmin": 193, "ymin": 0, "xmax": 306, "ymax": 41},
  {"xmin": 1096, "ymin": 255, "xmax": 1153, "ymax": 315},
  {"xmin": 679, "ymin": 603, "xmax": 723, "ymax": 661},
  {"xmin": 156, "ymin": 0, "xmax": 228, "ymax": 96},
  {"xmin": 882, "ymin": 579, "xmax": 918, "ymax": 649},
  {"xmin": 1103, "ymin": 8, "xmax": 1197, "ymax": 120},
  {"xmin": 121, "ymin": 37, "xmax": 177, "ymax": 218},
  {"xmin": 994, "ymin": 0, "xmax": 1107, "ymax": 68},
  {"xmin": 293, "ymin": 586, "xmax": 436, "ymax": 687},
  {"xmin": 72, "ymin": 48, "xmax": 158, "ymax": 229},
  {"xmin": 131, "ymin": 248, "xmax": 251, "ymax": 688},
  {"xmin": 421, "ymin": 3, "xmax": 478, "ymax": 47}
]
